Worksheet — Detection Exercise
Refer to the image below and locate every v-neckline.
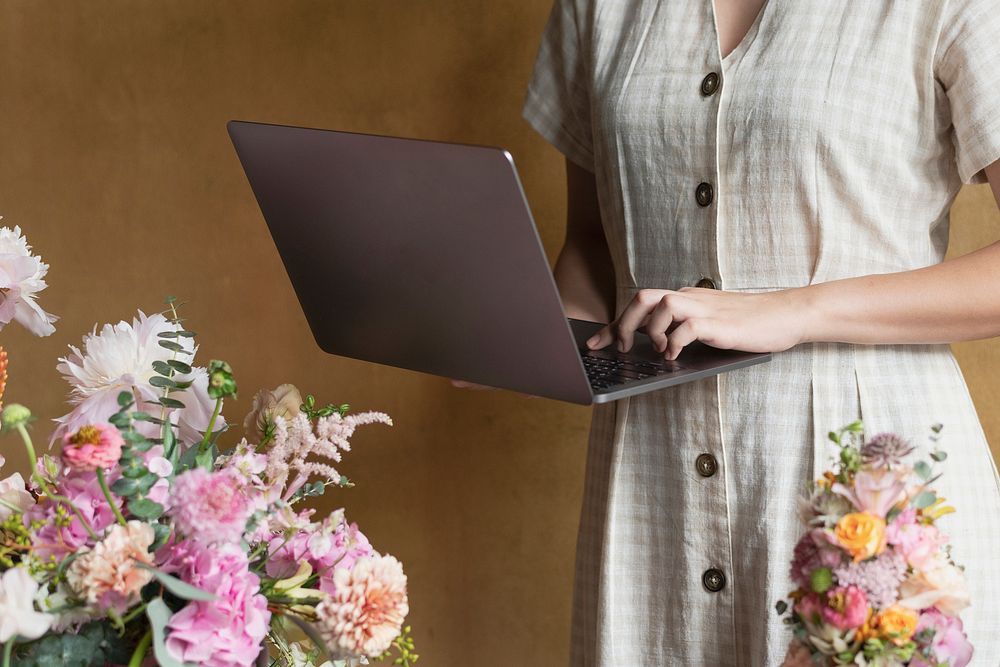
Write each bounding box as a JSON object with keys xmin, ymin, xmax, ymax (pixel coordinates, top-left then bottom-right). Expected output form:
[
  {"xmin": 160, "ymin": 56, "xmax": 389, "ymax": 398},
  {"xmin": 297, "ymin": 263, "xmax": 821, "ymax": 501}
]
[{"xmin": 715, "ymin": 0, "xmax": 772, "ymax": 68}]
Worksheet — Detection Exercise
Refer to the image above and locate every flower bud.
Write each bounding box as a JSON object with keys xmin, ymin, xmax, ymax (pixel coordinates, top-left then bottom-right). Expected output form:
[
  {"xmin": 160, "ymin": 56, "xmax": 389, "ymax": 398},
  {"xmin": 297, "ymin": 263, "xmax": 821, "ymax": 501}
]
[{"xmin": 1, "ymin": 404, "xmax": 31, "ymax": 428}]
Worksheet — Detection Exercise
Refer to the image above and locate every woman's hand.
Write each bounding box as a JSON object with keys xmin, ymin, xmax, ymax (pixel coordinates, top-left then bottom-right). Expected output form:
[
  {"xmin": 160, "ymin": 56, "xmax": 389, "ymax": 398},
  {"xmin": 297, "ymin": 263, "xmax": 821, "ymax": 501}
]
[{"xmin": 586, "ymin": 287, "xmax": 809, "ymax": 360}]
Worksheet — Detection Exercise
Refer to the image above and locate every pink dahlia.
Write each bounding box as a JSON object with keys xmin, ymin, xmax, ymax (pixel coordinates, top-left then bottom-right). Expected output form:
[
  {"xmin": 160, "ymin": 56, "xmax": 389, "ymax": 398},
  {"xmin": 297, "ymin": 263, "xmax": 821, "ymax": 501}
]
[
  {"xmin": 168, "ymin": 468, "xmax": 253, "ymax": 544},
  {"xmin": 164, "ymin": 543, "xmax": 270, "ymax": 667},
  {"xmin": 61, "ymin": 423, "xmax": 123, "ymax": 472},
  {"xmin": 821, "ymin": 585, "xmax": 868, "ymax": 631},
  {"xmin": 66, "ymin": 521, "xmax": 154, "ymax": 614},
  {"xmin": 316, "ymin": 554, "xmax": 409, "ymax": 659}
]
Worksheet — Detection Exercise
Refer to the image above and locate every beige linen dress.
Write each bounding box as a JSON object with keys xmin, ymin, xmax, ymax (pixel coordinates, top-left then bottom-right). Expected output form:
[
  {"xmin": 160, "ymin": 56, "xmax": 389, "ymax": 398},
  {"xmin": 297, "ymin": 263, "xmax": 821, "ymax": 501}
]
[{"xmin": 523, "ymin": 1, "xmax": 1000, "ymax": 664}]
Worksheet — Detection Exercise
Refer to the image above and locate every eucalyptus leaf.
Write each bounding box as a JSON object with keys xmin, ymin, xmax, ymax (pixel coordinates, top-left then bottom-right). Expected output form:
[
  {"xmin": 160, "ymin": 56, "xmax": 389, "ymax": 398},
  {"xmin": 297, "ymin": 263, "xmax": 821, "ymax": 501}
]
[
  {"xmin": 117, "ymin": 391, "xmax": 134, "ymax": 408},
  {"xmin": 136, "ymin": 473, "xmax": 160, "ymax": 494},
  {"xmin": 149, "ymin": 376, "xmax": 179, "ymax": 389},
  {"xmin": 129, "ymin": 498, "xmax": 165, "ymax": 520},
  {"xmin": 167, "ymin": 359, "xmax": 193, "ymax": 374},
  {"xmin": 914, "ymin": 461, "xmax": 932, "ymax": 481},
  {"xmin": 152, "ymin": 360, "xmax": 174, "ymax": 376},
  {"xmin": 110, "ymin": 477, "xmax": 140, "ymax": 497},
  {"xmin": 147, "ymin": 598, "xmax": 197, "ymax": 667},
  {"xmin": 137, "ymin": 564, "xmax": 216, "ymax": 601},
  {"xmin": 158, "ymin": 340, "xmax": 192, "ymax": 354},
  {"xmin": 912, "ymin": 491, "xmax": 937, "ymax": 509},
  {"xmin": 158, "ymin": 397, "xmax": 186, "ymax": 409},
  {"xmin": 10, "ymin": 620, "xmax": 131, "ymax": 667},
  {"xmin": 151, "ymin": 523, "xmax": 171, "ymax": 551},
  {"xmin": 108, "ymin": 412, "xmax": 131, "ymax": 428},
  {"xmin": 930, "ymin": 451, "xmax": 948, "ymax": 462}
]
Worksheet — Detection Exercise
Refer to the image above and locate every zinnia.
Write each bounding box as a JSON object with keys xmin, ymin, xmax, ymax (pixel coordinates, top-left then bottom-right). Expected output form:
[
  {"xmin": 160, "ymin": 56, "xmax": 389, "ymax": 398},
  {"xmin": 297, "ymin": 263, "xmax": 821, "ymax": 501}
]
[
  {"xmin": 66, "ymin": 521, "xmax": 154, "ymax": 614},
  {"xmin": 168, "ymin": 467, "xmax": 254, "ymax": 544},
  {"xmin": 316, "ymin": 554, "xmax": 409, "ymax": 659},
  {"xmin": 61, "ymin": 423, "xmax": 123, "ymax": 471}
]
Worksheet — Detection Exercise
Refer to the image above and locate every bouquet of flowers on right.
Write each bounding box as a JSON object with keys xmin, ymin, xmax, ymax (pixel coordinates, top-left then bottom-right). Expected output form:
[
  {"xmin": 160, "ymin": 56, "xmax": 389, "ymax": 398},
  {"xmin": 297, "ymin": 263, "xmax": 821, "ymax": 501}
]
[{"xmin": 778, "ymin": 422, "xmax": 973, "ymax": 667}]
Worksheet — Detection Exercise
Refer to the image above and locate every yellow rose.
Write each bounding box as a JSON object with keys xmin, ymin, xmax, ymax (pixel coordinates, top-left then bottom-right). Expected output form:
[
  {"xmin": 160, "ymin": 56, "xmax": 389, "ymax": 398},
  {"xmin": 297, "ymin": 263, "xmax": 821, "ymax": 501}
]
[
  {"xmin": 834, "ymin": 511, "xmax": 886, "ymax": 561},
  {"xmin": 874, "ymin": 605, "xmax": 918, "ymax": 646}
]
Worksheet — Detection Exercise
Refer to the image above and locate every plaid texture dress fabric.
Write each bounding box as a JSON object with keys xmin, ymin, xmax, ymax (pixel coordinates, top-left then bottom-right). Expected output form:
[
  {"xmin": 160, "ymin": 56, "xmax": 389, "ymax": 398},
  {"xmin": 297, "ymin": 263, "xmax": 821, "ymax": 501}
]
[{"xmin": 523, "ymin": 1, "xmax": 1000, "ymax": 665}]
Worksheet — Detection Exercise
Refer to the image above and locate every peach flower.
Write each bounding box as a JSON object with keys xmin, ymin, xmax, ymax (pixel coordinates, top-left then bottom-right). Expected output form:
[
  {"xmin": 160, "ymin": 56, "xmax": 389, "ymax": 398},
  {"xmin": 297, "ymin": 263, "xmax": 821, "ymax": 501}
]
[
  {"xmin": 316, "ymin": 554, "xmax": 409, "ymax": 659},
  {"xmin": 66, "ymin": 521, "xmax": 154, "ymax": 614},
  {"xmin": 874, "ymin": 605, "xmax": 919, "ymax": 646},
  {"xmin": 898, "ymin": 558, "xmax": 971, "ymax": 617},
  {"xmin": 243, "ymin": 384, "xmax": 302, "ymax": 441},
  {"xmin": 835, "ymin": 512, "xmax": 886, "ymax": 562}
]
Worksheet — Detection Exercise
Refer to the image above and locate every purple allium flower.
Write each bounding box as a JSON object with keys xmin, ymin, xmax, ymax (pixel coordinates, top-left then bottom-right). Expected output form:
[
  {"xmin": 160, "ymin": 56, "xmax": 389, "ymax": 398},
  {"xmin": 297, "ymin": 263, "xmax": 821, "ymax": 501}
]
[{"xmin": 833, "ymin": 550, "xmax": 907, "ymax": 610}]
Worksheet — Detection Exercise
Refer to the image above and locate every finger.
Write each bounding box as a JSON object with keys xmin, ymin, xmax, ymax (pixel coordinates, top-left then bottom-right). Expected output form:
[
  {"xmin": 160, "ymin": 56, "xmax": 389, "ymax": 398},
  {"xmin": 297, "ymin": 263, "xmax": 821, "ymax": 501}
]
[
  {"xmin": 665, "ymin": 319, "xmax": 704, "ymax": 360},
  {"xmin": 586, "ymin": 324, "xmax": 615, "ymax": 350},
  {"xmin": 613, "ymin": 291, "xmax": 663, "ymax": 353},
  {"xmin": 645, "ymin": 294, "xmax": 679, "ymax": 353}
]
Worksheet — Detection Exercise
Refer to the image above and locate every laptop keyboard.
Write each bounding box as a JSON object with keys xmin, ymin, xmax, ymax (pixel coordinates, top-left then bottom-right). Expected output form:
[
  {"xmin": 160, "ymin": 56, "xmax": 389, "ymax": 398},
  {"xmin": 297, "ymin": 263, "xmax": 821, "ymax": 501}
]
[{"xmin": 580, "ymin": 350, "xmax": 681, "ymax": 392}]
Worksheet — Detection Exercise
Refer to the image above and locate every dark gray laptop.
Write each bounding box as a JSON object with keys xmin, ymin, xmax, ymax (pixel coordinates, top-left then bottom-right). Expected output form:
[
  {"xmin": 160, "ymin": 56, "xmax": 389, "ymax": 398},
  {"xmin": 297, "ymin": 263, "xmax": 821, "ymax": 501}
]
[{"xmin": 227, "ymin": 120, "xmax": 770, "ymax": 405}]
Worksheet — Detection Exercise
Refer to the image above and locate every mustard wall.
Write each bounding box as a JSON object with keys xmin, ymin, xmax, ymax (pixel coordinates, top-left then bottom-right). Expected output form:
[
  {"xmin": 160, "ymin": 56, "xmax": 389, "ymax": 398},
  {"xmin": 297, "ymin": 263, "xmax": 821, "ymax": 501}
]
[{"xmin": 0, "ymin": 3, "xmax": 996, "ymax": 666}]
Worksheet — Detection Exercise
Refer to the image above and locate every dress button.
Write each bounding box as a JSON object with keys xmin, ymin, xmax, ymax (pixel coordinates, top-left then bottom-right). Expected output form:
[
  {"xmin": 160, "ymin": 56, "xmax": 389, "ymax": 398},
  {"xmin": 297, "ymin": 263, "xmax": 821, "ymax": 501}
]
[
  {"xmin": 695, "ymin": 453, "xmax": 718, "ymax": 477},
  {"xmin": 702, "ymin": 568, "xmax": 727, "ymax": 593},
  {"xmin": 694, "ymin": 277, "xmax": 717, "ymax": 290},
  {"xmin": 695, "ymin": 182, "xmax": 714, "ymax": 207},
  {"xmin": 700, "ymin": 72, "xmax": 720, "ymax": 96}
]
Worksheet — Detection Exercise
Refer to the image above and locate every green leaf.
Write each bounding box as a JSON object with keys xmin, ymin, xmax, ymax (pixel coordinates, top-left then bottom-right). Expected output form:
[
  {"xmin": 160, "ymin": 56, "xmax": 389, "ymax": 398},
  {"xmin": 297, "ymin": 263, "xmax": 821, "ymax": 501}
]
[
  {"xmin": 147, "ymin": 598, "xmax": 197, "ymax": 667},
  {"xmin": 775, "ymin": 600, "xmax": 788, "ymax": 615},
  {"xmin": 136, "ymin": 473, "xmax": 160, "ymax": 494},
  {"xmin": 158, "ymin": 330, "xmax": 196, "ymax": 339},
  {"xmin": 151, "ymin": 523, "xmax": 171, "ymax": 550},
  {"xmin": 828, "ymin": 431, "xmax": 840, "ymax": 444},
  {"xmin": 930, "ymin": 423, "xmax": 943, "ymax": 434},
  {"xmin": 886, "ymin": 506, "xmax": 903, "ymax": 524},
  {"xmin": 158, "ymin": 340, "xmax": 192, "ymax": 354},
  {"xmin": 108, "ymin": 412, "xmax": 131, "ymax": 428},
  {"xmin": 195, "ymin": 449, "xmax": 214, "ymax": 471},
  {"xmin": 9, "ymin": 619, "xmax": 132, "ymax": 667},
  {"xmin": 120, "ymin": 465, "xmax": 148, "ymax": 479},
  {"xmin": 149, "ymin": 376, "xmax": 179, "ymax": 389},
  {"xmin": 110, "ymin": 477, "xmax": 141, "ymax": 496},
  {"xmin": 157, "ymin": 397, "xmax": 186, "ymax": 409},
  {"xmin": 167, "ymin": 359, "xmax": 193, "ymax": 374},
  {"xmin": 164, "ymin": 295, "xmax": 177, "ymax": 305},
  {"xmin": 912, "ymin": 491, "xmax": 937, "ymax": 509},
  {"xmin": 286, "ymin": 615, "xmax": 335, "ymax": 665},
  {"xmin": 129, "ymin": 498, "xmax": 165, "ymax": 520},
  {"xmin": 914, "ymin": 461, "xmax": 932, "ymax": 481},
  {"xmin": 123, "ymin": 429, "xmax": 152, "ymax": 443},
  {"xmin": 152, "ymin": 360, "xmax": 173, "ymax": 376},
  {"xmin": 930, "ymin": 450, "xmax": 948, "ymax": 462},
  {"xmin": 117, "ymin": 391, "xmax": 134, "ymax": 408},
  {"xmin": 137, "ymin": 564, "xmax": 216, "ymax": 601}
]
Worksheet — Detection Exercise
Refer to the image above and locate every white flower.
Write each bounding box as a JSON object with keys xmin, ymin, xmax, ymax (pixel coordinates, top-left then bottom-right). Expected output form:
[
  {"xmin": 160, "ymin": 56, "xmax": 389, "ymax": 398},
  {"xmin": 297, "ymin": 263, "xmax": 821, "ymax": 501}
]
[
  {"xmin": 53, "ymin": 310, "xmax": 223, "ymax": 444},
  {"xmin": 898, "ymin": 557, "xmax": 971, "ymax": 617},
  {"xmin": 0, "ymin": 566, "xmax": 54, "ymax": 641},
  {"xmin": 0, "ymin": 472, "xmax": 34, "ymax": 520},
  {"xmin": 0, "ymin": 224, "xmax": 57, "ymax": 337}
]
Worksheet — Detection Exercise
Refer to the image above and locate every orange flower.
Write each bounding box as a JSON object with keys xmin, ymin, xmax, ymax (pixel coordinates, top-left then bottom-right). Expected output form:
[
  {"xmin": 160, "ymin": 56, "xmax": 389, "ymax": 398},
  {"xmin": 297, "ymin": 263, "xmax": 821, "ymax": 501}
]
[
  {"xmin": 874, "ymin": 605, "xmax": 918, "ymax": 646},
  {"xmin": 835, "ymin": 511, "xmax": 886, "ymax": 561}
]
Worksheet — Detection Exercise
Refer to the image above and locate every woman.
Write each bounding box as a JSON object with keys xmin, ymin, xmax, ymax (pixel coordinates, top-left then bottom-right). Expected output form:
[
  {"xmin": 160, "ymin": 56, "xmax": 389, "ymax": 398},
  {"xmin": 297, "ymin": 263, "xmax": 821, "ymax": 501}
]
[{"xmin": 523, "ymin": 0, "xmax": 1000, "ymax": 664}]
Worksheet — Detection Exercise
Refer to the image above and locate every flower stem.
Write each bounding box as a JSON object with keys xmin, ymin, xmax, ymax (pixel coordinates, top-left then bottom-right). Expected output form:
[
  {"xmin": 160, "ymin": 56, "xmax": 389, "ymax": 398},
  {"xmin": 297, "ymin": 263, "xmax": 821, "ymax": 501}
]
[
  {"xmin": 198, "ymin": 397, "xmax": 224, "ymax": 454},
  {"xmin": 15, "ymin": 424, "xmax": 99, "ymax": 540},
  {"xmin": 127, "ymin": 629, "xmax": 152, "ymax": 667},
  {"xmin": 2, "ymin": 638, "xmax": 13, "ymax": 667},
  {"xmin": 96, "ymin": 467, "xmax": 127, "ymax": 527}
]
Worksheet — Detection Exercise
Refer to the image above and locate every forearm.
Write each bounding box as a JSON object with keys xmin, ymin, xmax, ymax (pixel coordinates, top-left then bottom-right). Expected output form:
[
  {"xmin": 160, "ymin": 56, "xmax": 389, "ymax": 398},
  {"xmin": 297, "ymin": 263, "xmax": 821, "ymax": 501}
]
[
  {"xmin": 553, "ymin": 239, "xmax": 616, "ymax": 323},
  {"xmin": 796, "ymin": 240, "xmax": 1000, "ymax": 345}
]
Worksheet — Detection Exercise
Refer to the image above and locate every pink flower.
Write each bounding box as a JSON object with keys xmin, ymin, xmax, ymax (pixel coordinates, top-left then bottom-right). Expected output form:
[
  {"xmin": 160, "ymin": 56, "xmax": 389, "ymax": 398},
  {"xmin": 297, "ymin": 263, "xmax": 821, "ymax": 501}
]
[
  {"xmin": 168, "ymin": 468, "xmax": 253, "ymax": 544},
  {"xmin": 315, "ymin": 554, "xmax": 409, "ymax": 659},
  {"xmin": 266, "ymin": 513, "xmax": 372, "ymax": 583},
  {"xmin": 163, "ymin": 543, "xmax": 270, "ymax": 667},
  {"xmin": 61, "ymin": 423, "xmax": 123, "ymax": 472},
  {"xmin": 910, "ymin": 609, "xmax": 973, "ymax": 667},
  {"xmin": 886, "ymin": 508, "xmax": 947, "ymax": 569},
  {"xmin": 66, "ymin": 521, "xmax": 154, "ymax": 614},
  {"xmin": 26, "ymin": 468, "xmax": 121, "ymax": 560},
  {"xmin": 821, "ymin": 585, "xmax": 868, "ymax": 631},
  {"xmin": 833, "ymin": 467, "xmax": 908, "ymax": 518}
]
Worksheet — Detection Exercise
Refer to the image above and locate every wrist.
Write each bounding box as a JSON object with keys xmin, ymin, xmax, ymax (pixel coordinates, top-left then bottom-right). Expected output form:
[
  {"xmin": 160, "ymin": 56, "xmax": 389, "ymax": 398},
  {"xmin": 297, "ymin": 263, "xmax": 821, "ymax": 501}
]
[{"xmin": 784, "ymin": 284, "xmax": 826, "ymax": 345}]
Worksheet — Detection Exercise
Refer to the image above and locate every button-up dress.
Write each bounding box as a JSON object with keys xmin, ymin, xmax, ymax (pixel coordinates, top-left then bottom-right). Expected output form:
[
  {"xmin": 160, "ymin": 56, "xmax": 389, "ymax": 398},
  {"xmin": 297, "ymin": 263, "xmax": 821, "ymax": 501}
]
[{"xmin": 523, "ymin": 1, "xmax": 1000, "ymax": 664}]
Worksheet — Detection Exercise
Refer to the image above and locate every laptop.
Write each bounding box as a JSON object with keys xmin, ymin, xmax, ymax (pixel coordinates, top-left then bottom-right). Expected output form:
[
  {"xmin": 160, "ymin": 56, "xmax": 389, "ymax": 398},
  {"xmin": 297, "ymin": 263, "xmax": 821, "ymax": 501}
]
[{"xmin": 227, "ymin": 120, "xmax": 770, "ymax": 405}]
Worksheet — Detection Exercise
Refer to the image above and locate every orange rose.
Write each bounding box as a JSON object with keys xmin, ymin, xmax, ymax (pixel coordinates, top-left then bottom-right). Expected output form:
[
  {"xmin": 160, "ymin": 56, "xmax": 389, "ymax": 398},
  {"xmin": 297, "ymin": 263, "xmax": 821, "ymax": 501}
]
[
  {"xmin": 874, "ymin": 605, "xmax": 918, "ymax": 646},
  {"xmin": 835, "ymin": 512, "xmax": 886, "ymax": 561}
]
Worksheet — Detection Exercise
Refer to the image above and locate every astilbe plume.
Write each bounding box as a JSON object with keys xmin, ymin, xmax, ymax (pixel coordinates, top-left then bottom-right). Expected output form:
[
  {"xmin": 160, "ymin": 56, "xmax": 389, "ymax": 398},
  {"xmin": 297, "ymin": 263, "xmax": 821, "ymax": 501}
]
[{"xmin": 265, "ymin": 411, "xmax": 392, "ymax": 498}]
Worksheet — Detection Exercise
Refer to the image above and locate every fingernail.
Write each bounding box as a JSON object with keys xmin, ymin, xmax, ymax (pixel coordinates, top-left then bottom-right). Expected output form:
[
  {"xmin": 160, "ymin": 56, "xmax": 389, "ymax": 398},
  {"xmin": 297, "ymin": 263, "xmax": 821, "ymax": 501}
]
[
  {"xmin": 617, "ymin": 341, "xmax": 625, "ymax": 353},
  {"xmin": 587, "ymin": 336, "xmax": 599, "ymax": 348}
]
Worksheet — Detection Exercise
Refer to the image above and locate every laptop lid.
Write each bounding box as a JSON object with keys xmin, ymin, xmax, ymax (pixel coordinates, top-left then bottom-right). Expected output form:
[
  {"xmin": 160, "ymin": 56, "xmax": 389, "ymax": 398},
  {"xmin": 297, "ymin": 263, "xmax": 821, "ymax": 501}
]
[{"xmin": 228, "ymin": 120, "xmax": 595, "ymax": 404}]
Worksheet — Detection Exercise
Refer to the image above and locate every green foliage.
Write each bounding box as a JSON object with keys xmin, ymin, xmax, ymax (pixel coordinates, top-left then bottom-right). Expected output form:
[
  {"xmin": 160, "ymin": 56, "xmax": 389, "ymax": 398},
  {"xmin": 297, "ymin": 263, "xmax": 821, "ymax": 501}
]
[
  {"xmin": 207, "ymin": 360, "xmax": 237, "ymax": 399},
  {"xmin": 376, "ymin": 625, "xmax": 419, "ymax": 667},
  {"xmin": 810, "ymin": 567, "xmax": 833, "ymax": 594},
  {"xmin": 912, "ymin": 491, "xmax": 937, "ymax": 509},
  {"xmin": 128, "ymin": 498, "xmax": 164, "ymax": 520},
  {"xmin": 136, "ymin": 564, "xmax": 216, "ymax": 602},
  {"xmin": 10, "ymin": 621, "xmax": 133, "ymax": 667},
  {"xmin": 300, "ymin": 395, "xmax": 350, "ymax": 420},
  {"xmin": 147, "ymin": 599, "xmax": 196, "ymax": 667},
  {"xmin": 774, "ymin": 600, "xmax": 788, "ymax": 615}
]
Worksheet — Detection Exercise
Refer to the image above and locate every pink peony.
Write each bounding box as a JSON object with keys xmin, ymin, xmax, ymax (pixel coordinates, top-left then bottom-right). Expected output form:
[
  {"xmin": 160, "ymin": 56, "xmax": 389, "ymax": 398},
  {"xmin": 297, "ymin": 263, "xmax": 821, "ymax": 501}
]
[
  {"xmin": 26, "ymin": 468, "xmax": 121, "ymax": 560},
  {"xmin": 66, "ymin": 521, "xmax": 154, "ymax": 614},
  {"xmin": 61, "ymin": 423, "xmax": 123, "ymax": 472},
  {"xmin": 168, "ymin": 468, "xmax": 253, "ymax": 544},
  {"xmin": 315, "ymin": 554, "xmax": 409, "ymax": 659},
  {"xmin": 163, "ymin": 543, "xmax": 270, "ymax": 667},
  {"xmin": 821, "ymin": 585, "xmax": 868, "ymax": 631},
  {"xmin": 886, "ymin": 508, "xmax": 948, "ymax": 569},
  {"xmin": 833, "ymin": 467, "xmax": 908, "ymax": 518},
  {"xmin": 911, "ymin": 609, "xmax": 973, "ymax": 667}
]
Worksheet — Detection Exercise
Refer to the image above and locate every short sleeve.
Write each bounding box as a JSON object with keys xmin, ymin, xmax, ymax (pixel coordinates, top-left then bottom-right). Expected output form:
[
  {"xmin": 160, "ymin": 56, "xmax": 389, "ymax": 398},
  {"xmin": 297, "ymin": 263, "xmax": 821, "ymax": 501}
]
[
  {"xmin": 522, "ymin": 0, "xmax": 595, "ymax": 172},
  {"xmin": 936, "ymin": 0, "xmax": 1000, "ymax": 184}
]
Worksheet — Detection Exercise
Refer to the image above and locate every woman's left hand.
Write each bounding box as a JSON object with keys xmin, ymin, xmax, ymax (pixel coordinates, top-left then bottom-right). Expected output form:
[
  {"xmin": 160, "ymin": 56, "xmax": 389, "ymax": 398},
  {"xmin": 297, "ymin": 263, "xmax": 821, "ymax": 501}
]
[{"xmin": 585, "ymin": 286, "xmax": 809, "ymax": 360}]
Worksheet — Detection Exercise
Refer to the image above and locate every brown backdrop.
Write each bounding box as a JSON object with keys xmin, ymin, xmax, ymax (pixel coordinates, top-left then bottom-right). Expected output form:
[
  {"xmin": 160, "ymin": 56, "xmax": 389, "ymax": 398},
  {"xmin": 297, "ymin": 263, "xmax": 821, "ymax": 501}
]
[{"xmin": 0, "ymin": 3, "xmax": 997, "ymax": 665}]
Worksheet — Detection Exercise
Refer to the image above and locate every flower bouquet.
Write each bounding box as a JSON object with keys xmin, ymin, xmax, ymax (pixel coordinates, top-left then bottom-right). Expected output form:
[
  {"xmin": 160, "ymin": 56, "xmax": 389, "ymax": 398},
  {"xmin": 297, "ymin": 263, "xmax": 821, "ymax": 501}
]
[
  {"xmin": 779, "ymin": 422, "xmax": 972, "ymax": 667},
  {"xmin": 0, "ymin": 225, "xmax": 417, "ymax": 667}
]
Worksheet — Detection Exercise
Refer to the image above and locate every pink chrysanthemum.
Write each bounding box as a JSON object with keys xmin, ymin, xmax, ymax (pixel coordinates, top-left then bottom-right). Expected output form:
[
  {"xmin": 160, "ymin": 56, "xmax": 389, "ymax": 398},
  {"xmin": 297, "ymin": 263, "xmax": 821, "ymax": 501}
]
[
  {"xmin": 168, "ymin": 468, "xmax": 253, "ymax": 544},
  {"xmin": 66, "ymin": 521, "xmax": 154, "ymax": 614},
  {"xmin": 61, "ymin": 423, "xmax": 123, "ymax": 472},
  {"xmin": 163, "ymin": 543, "xmax": 270, "ymax": 667},
  {"xmin": 316, "ymin": 554, "xmax": 409, "ymax": 659}
]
